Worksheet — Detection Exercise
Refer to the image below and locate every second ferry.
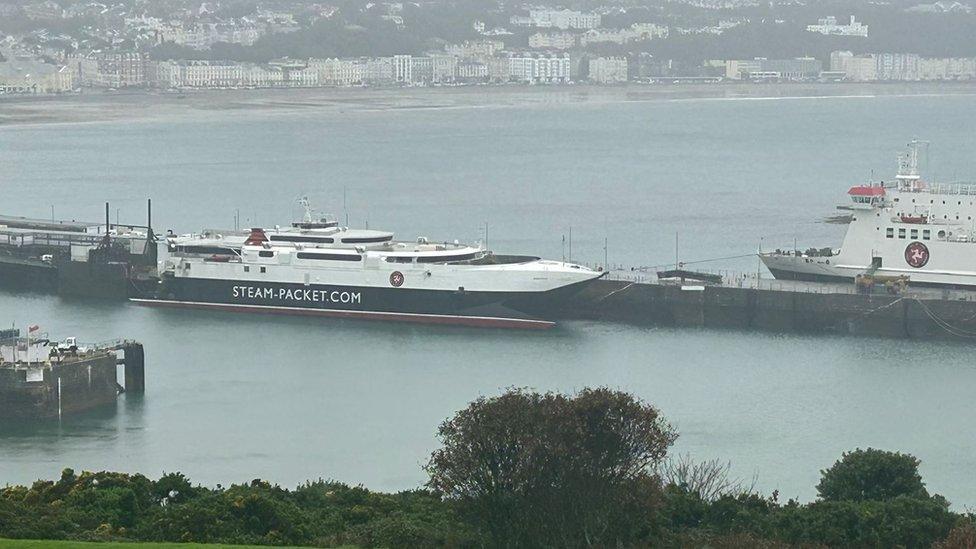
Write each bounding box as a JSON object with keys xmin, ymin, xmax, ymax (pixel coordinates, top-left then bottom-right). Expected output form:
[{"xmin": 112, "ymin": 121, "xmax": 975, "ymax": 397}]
[
  {"xmin": 133, "ymin": 201, "xmax": 605, "ymax": 329},
  {"xmin": 762, "ymin": 140, "xmax": 976, "ymax": 289}
]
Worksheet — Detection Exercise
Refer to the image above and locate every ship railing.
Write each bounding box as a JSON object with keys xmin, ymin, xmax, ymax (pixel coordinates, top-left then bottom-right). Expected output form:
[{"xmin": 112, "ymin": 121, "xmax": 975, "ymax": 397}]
[{"xmin": 919, "ymin": 182, "xmax": 976, "ymax": 196}]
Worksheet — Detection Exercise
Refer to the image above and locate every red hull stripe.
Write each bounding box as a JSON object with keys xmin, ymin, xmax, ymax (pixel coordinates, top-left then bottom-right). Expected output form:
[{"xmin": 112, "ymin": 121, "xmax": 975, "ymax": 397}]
[{"xmin": 129, "ymin": 299, "xmax": 555, "ymax": 330}]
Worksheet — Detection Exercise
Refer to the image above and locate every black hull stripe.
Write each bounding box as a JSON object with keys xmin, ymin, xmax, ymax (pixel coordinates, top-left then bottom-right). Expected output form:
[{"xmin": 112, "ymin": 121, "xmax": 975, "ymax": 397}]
[{"xmin": 129, "ymin": 299, "xmax": 556, "ymax": 330}]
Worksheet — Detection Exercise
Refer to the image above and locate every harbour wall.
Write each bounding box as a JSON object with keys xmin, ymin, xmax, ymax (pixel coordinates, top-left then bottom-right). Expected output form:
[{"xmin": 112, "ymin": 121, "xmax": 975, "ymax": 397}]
[
  {"xmin": 562, "ymin": 279, "xmax": 976, "ymax": 340},
  {"xmin": 0, "ymin": 343, "xmax": 145, "ymax": 420},
  {"xmin": 0, "ymin": 354, "xmax": 119, "ymax": 419}
]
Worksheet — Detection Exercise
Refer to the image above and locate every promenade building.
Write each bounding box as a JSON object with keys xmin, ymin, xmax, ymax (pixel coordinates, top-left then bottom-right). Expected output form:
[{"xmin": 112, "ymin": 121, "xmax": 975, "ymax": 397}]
[
  {"xmin": 430, "ymin": 54, "xmax": 457, "ymax": 83},
  {"xmin": 831, "ymin": 50, "xmax": 976, "ymax": 81},
  {"xmin": 830, "ymin": 51, "xmax": 878, "ymax": 81},
  {"xmin": 457, "ymin": 61, "xmax": 489, "ymax": 81},
  {"xmin": 588, "ymin": 56, "xmax": 629, "ymax": 83},
  {"xmin": 0, "ymin": 59, "xmax": 72, "ymax": 93},
  {"xmin": 365, "ymin": 57, "xmax": 394, "ymax": 85},
  {"xmin": 507, "ymin": 53, "xmax": 571, "ymax": 83},
  {"xmin": 309, "ymin": 58, "xmax": 366, "ymax": 86},
  {"xmin": 393, "ymin": 54, "xmax": 412, "ymax": 83},
  {"xmin": 725, "ymin": 57, "xmax": 822, "ymax": 80},
  {"xmin": 89, "ymin": 52, "xmax": 148, "ymax": 87},
  {"xmin": 876, "ymin": 53, "xmax": 920, "ymax": 80}
]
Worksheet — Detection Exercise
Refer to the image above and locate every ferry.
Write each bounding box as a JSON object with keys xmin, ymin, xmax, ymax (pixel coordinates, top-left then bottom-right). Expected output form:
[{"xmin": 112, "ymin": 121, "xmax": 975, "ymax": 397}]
[
  {"xmin": 761, "ymin": 140, "xmax": 976, "ymax": 289},
  {"xmin": 134, "ymin": 202, "xmax": 605, "ymax": 329}
]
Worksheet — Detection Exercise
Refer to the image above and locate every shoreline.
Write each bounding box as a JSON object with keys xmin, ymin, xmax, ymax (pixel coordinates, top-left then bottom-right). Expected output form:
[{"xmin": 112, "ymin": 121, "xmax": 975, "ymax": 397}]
[{"xmin": 2, "ymin": 81, "xmax": 976, "ymax": 127}]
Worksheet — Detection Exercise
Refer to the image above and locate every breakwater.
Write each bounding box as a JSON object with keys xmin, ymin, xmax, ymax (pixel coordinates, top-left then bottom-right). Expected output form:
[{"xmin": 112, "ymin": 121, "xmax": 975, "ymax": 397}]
[{"xmin": 564, "ymin": 278, "xmax": 976, "ymax": 340}]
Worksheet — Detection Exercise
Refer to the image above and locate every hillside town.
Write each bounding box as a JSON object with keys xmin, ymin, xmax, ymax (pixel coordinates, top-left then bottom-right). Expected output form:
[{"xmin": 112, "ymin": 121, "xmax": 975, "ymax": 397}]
[{"xmin": 1, "ymin": 0, "xmax": 976, "ymax": 94}]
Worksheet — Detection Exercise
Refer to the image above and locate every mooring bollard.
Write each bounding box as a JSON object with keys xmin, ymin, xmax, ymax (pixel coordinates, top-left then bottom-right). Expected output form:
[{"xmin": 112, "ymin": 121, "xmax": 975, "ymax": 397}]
[{"xmin": 123, "ymin": 343, "xmax": 145, "ymax": 394}]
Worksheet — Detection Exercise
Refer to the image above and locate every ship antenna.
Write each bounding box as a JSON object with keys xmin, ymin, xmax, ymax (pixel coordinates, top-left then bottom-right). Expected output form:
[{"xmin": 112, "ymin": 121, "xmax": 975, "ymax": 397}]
[{"xmin": 299, "ymin": 196, "xmax": 313, "ymax": 223}]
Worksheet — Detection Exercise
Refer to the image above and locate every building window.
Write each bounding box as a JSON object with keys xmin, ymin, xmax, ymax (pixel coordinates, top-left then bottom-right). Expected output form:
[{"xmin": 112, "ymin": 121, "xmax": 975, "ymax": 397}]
[
  {"xmin": 898, "ymin": 228, "xmax": 906, "ymax": 239},
  {"xmin": 911, "ymin": 229, "xmax": 918, "ymax": 240},
  {"xmin": 886, "ymin": 228, "xmax": 894, "ymax": 238},
  {"xmin": 923, "ymin": 230, "xmax": 931, "ymax": 240}
]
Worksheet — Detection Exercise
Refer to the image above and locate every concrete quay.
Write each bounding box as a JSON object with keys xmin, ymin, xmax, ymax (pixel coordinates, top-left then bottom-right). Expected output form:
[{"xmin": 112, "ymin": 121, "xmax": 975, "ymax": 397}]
[{"xmin": 562, "ymin": 273, "xmax": 976, "ymax": 340}]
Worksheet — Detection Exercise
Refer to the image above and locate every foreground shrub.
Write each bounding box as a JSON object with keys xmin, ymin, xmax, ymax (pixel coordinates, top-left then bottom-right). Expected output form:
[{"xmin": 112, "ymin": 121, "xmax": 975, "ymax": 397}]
[
  {"xmin": 426, "ymin": 387, "xmax": 677, "ymax": 547},
  {"xmin": 817, "ymin": 448, "xmax": 929, "ymax": 502}
]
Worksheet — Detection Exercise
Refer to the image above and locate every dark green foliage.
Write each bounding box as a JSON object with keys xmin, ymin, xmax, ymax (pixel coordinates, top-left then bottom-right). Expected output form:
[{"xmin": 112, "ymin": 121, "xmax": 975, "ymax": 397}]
[
  {"xmin": 0, "ymin": 472, "xmax": 475, "ymax": 547},
  {"xmin": 817, "ymin": 448, "xmax": 929, "ymax": 503},
  {"xmin": 426, "ymin": 387, "xmax": 677, "ymax": 548}
]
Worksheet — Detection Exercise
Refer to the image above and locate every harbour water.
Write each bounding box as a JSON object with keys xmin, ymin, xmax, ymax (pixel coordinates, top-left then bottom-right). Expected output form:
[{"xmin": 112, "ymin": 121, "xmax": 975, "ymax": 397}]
[{"xmin": 2, "ymin": 89, "xmax": 976, "ymax": 505}]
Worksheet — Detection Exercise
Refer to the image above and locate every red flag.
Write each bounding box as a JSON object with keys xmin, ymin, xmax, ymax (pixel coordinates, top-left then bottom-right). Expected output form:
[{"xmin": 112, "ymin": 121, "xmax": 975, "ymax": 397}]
[{"xmin": 28, "ymin": 324, "xmax": 40, "ymax": 333}]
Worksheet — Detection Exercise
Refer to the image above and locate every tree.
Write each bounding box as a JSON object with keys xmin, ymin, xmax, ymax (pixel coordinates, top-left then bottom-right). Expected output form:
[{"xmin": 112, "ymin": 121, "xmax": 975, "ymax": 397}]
[
  {"xmin": 426, "ymin": 387, "xmax": 677, "ymax": 548},
  {"xmin": 816, "ymin": 448, "xmax": 929, "ymax": 503}
]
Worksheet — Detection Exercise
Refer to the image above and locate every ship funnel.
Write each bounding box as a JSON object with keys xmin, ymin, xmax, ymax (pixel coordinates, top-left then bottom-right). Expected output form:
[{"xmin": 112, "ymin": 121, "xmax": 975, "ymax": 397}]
[{"xmin": 244, "ymin": 228, "xmax": 269, "ymax": 246}]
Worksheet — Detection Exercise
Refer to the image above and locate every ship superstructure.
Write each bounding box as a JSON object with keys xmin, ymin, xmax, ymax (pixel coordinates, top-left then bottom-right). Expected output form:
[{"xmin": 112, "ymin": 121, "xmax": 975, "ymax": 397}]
[{"xmin": 762, "ymin": 140, "xmax": 976, "ymax": 288}]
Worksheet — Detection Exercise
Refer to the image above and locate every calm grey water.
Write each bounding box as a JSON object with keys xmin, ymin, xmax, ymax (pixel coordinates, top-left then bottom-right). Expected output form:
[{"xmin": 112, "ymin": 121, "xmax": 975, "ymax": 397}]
[{"xmin": 2, "ymin": 92, "xmax": 976, "ymax": 506}]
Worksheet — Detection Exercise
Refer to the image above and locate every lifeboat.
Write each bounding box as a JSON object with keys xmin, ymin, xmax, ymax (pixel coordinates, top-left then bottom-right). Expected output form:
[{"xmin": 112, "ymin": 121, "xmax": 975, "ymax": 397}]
[{"xmin": 900, "ymin": 215, "xmax": 928, "ymax": 224}]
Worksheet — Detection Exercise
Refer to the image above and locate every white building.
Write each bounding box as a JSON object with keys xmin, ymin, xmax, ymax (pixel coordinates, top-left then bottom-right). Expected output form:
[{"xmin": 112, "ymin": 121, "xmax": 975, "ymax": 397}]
[
  {"xmin": 529, "ymin": 32, "xmax": 577, "ymax": 50},
  {"xmin": 876, "ymin": 53, "xmax": 920, "ymax": 81},
  {"xmin": 365, "ymin": 57, "xmax": 393, "ymax": 85},
  {"xmin": 430, "ymin": 54, "xmax": 457, "ymax": 83},
  {"xmin": 457, "ymin": 61, "xmax": 488, "ymax": 81},
  {"xmin": 829, "ymin": 51, "xmax": 877, "ymax": 81},
  {"xmin": 309, "ymin": 58, "xmax": 366, "ymax": 86},
  {"xmin": 806, "ymin": 16, "xmax": 868, "ymax": 37},
  {"xmin": 580, "ymin": 23, "xmax": 668, "ymax": 46},
  {"xmin": 445, "ymin": 40, "xmax": 504, "ymax": 60},
  {"xmin": 508, "ymin": 53, "xmax": 571, "ymax": 83},
  {"xmin": 393, "ymin": 54, "xmax": 412, "ymax": 83},
  {"xmin": 589, "ymin": 56, "xmax": 628, "ymax": 84},
  {"xmin": 512, "ymin": 9, "xmax": 600, "ymax": 30},
  {"xmin": 179, "ymin": 60, "xmax": 244, "ymax": 88}
]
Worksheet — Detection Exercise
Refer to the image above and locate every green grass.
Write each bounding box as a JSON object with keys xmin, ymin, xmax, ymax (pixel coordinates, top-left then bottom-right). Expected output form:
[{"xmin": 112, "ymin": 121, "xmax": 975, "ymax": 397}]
[{"xmin": 0, "ymin": 541, "xmax": 357, "ymax": 549}]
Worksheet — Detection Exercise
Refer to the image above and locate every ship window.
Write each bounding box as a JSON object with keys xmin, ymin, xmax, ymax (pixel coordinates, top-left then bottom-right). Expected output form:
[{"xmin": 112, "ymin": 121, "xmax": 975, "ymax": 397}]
[
  {"xmin": 297, "ymin": 252, "xmax": 362, "ymax": 262},
  {"xmin": 385, "ymin": 256, "xmax": 413, "ymax": 263},
  {"xmin": 259, "ymin": 251, "xmax": 274, "ymax": 258},
  {"xmin": 417, "ymin": 253, "xmax": 479, "ymax": 263},
  {"xmin": 911, "ymin": 229, "xmax": 918, "ymax": 239},
  {"xmin": 270, "ymin": 235, "xmax": 335, "ymax": 244},
  {"xmin": 260, "ymin": 266, "xmax": 266, "ymax": 273},
  {"xmin": 923, "ymin": 230, "xmax": 931, "ymax": 240},
  {"xmin": 342, "ymin": 236, "xmax": 393, "ymax": 244},
  {"xmin": 898, "ymin": 228, "xmax": 906, "ymax": 239},
  {"xmin": 244, "ymin": 266, "xmax": 250, "ymax": 272},
  {"xmin": 886, "ymin": 228, "xmax": 894, "ymax": 238}
]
